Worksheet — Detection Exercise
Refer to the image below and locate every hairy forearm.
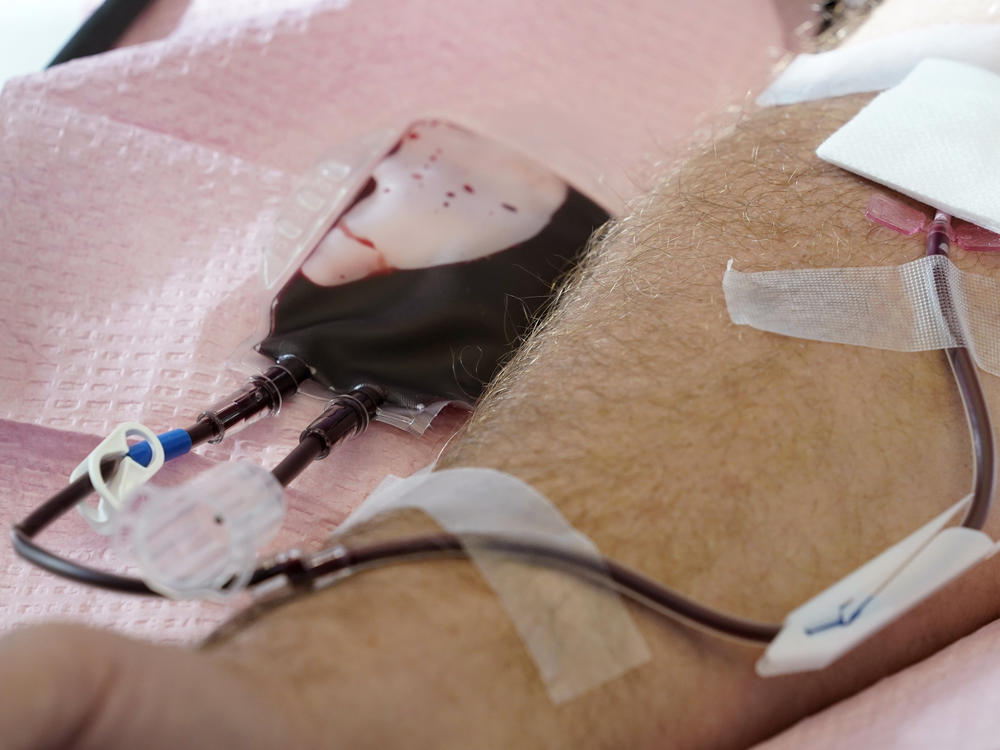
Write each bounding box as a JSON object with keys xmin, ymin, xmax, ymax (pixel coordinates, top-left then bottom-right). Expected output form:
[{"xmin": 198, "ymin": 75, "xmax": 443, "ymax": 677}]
[
  {"xmin": 441, "ymin": 91, "xmax": 981, "ymax": 615},
  {"xmin": 208, "ymin": 91, "xmax": 1000, "ymax": 749}
]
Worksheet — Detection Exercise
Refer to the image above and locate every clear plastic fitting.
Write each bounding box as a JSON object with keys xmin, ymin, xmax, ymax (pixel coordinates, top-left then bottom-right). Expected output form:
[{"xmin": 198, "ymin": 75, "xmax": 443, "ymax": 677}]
[{"xmin": 114, "ymin": 461, "xmax": 285, "ymax": 600}]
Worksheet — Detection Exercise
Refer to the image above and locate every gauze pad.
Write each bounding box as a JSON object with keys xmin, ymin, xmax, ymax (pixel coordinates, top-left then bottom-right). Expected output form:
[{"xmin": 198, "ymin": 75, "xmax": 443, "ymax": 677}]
[
  {"xmin": 724, "ymin": 255, "xmax": 1000, "ymax": 377},
  {"xmin": 816, "ymin": 59, "xmax": 1000, "ymax": 234},
  {"xmin": 335, "ymin": 468, "xmax": 652, "ymax": 703}
]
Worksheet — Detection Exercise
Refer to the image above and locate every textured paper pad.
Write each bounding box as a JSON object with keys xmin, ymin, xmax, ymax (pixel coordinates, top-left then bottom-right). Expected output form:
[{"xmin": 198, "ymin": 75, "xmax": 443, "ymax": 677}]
[{"xmin": 0, "ymin": 0, "xmax": 790, "ymax": 645}]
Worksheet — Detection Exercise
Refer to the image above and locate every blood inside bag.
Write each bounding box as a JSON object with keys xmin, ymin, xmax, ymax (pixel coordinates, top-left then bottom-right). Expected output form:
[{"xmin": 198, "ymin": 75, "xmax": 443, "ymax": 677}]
[{"xmin": 258, "ymin": 121, "xmax": 609, "ymax": 404}]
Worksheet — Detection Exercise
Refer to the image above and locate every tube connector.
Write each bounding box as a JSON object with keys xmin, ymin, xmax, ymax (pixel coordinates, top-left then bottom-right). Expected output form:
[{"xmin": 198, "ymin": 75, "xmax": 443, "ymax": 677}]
[
  {"xmin": 300, "ymin": 384, "xmax": 386, "ymax": 459},
  {"xmin": 115, "ymin": 461, "xmax": 285, "ymax": 600},
  {"xmin": 198, "ymin": 355, "xmax": 311, "ymax": 444},
  {"xmin": 925, "ymin": 211, "xmax": 955, "ymax": 257}
]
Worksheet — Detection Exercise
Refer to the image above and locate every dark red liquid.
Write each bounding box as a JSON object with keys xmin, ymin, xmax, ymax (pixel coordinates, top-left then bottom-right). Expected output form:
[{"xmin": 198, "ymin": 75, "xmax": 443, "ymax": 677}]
[{"xmin": 259, "ymin": 126, "xmax": 609, "ymax": 405}]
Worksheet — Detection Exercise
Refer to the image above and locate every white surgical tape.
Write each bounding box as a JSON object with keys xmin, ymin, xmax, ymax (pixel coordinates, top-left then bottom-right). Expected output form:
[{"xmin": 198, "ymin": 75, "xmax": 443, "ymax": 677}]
[
  {"xmin": 757, "ymin": 24, "xmax": 1000, "ymax": 106},
  {"xmin": 723, "ymin": 255, "xmax": 1000, "ymax": 377},
  {"xmin": 816, "ymin": 59, "xmax": 1000, "ymax": 235},
  {"xmin": 336, "ymin": 468, "xmax": 652, "ymax": 703}
]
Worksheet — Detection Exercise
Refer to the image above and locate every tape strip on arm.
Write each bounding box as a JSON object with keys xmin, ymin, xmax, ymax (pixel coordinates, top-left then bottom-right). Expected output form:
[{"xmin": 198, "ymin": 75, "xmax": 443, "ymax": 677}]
[
  {"xmin": 722, "ymin": 255, "xmax": 1000, "ymax": 378},
  {"xmin": 333, "ymin": 467, "xmax": 652, "ymax": 703}
]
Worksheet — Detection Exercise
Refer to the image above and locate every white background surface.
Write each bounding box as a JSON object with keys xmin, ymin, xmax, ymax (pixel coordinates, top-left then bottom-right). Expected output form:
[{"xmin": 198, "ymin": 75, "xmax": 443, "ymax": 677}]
[{"xmin": 0, "ymin": 0, "xmax": 96, "ymax": 86}]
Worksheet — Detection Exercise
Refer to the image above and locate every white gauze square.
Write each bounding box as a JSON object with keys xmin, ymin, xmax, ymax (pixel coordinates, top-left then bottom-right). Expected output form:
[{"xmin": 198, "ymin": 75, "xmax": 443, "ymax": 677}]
[{"xmin": 817, "ymin": 58, "xmax": 1000, "ymax": 234}]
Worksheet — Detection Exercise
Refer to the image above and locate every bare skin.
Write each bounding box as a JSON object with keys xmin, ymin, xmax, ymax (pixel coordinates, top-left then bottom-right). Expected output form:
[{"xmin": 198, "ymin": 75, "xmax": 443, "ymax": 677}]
[{"xmin": 5, "ymin": 90, "xmax": 1000, "ymax": 749}]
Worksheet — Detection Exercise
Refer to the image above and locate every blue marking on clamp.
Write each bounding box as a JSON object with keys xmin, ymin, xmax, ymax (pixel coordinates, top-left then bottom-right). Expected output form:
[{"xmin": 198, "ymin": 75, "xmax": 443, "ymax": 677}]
[
  {"xmin": 804, "ymin": 595, "xmax": 875, "ymax": 636},
  {"xmin": 127, "ymin": 429, "xmax": 192, "ymax": 467}
]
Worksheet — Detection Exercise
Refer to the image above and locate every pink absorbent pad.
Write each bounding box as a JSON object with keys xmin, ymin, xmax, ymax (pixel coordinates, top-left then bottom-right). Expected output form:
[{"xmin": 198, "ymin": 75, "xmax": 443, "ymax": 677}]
[{"xmin": 1, "ymin": 0, "xmax": 792, "ymax": 643}]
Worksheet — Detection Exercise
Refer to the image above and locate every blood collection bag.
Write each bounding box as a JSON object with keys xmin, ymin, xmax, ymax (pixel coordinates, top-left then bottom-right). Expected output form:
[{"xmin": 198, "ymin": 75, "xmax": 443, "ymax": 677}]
[{"xmin": 257, "ymin": 120, "xmax": 610, "ymax": 405}]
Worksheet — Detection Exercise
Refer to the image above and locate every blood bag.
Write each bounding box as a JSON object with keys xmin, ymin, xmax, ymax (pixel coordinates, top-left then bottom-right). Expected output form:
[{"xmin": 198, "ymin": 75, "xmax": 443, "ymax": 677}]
[{"xmin": 257, "ymin": 120, "xmax": 609, "ymax": 405}]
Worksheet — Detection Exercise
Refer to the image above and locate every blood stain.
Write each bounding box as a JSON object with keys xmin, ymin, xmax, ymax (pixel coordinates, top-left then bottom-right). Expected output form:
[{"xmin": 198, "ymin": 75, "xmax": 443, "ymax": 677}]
[
  {"xmin": 368, "ymin": 253, "xmax": 394, "ymax": 276},
  {"xmin": 463, "ymin": 184, "xmax": 475, "ymax": 194},
  {"xmin": 446, "ymin": 191, "xmax": 456, "ymax": 198},
  {"xmin": 339, "ymin": 223, "xmax": 376, "ymax": 249},
  {"xmin": 412, "ymin": 173, "xmax": 423, "ymax": 180},
  {"xmin": 407, "ymin": 132, "xmax": 420, "ymax": 140}
]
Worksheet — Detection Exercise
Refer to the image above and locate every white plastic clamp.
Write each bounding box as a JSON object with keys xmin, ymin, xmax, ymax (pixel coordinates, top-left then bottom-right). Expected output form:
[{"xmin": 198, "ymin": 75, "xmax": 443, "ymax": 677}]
[{"xmin": 69, "ymin": 422, "xmax": 165, "ymax": 535}]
